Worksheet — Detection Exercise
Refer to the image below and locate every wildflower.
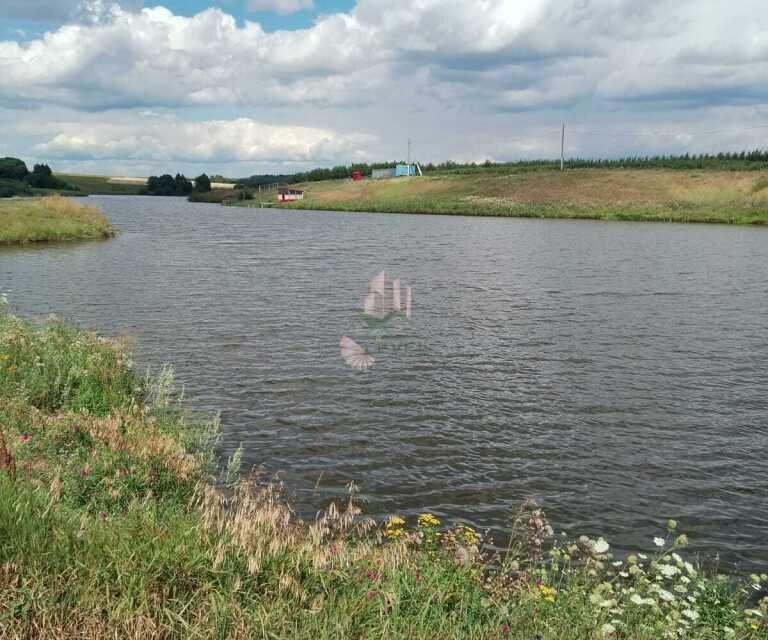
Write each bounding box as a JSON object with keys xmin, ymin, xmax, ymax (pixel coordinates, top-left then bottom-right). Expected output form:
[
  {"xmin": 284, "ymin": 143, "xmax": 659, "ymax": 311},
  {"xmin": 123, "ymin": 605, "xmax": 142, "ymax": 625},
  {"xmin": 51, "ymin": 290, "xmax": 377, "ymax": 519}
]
[
  {"xmin": 630, "ymin": 594, "xmax": 655, "ymax": 606},
  {"xmin": 388, "ymin": 516, "xmax": 405, "ymax": 527},
  {"xmin": 418, "ymin": 513, "xmax": 440, "ymax": 527},
  {"xmin": 675, "ymin": 534, "xmax": 689, "ymax": 547},
  {"xmin": 600, "ymin": 622, "xmax": 616, "ymax": 637},
  {"xmin": 667, "ymin": 519, "xmax": 678, "ymax": 530},
  {"xmin": 638, "ymin": 553, "xmax": 648, "ymax": 560},
  {"xmin": 653, "ymin": 537, "xmax": 666, "ymax": 547},
  {"xmin": 682, "ymin": 609, "xmax": 699, "ymax": 621},
  {"xmin": 657, "ymin": 588, "xmax": 675, "ymax": 602},
  {"xmin": 593, "ymin": 538, "xmax": 610, "ymax": 554},
  {"xmin": 500, "ymin": 623, "xmax": 511, "ymax": 635},
  {"xmin": 684, "ymin": 561, "xmax": 696, "ymax": 576},
  {"xmin": 659, "ymin": 564, "xmax": 680, "ymax": 577},
  {"xmin": 19, "ymin": 434, "xmax": 31, "ymax": 444},
  {"xmin": 539, "ymin": 585, "xmax": 556, "ymax": 603},
  {"xmin": 80, "ymin": 464, "xmax": 90, "ymax": 477}
]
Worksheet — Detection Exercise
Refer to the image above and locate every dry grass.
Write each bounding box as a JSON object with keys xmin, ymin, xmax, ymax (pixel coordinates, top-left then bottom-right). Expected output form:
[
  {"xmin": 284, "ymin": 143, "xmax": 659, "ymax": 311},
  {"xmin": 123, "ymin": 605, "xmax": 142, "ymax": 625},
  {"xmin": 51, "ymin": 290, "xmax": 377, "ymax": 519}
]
[
  {"xmin": 0, "ymin": 195, "xmax": 115, "ymax": 244},
  {"xmin": 255, "ymin": 169, "xmax": 768, "ymax": 225}
]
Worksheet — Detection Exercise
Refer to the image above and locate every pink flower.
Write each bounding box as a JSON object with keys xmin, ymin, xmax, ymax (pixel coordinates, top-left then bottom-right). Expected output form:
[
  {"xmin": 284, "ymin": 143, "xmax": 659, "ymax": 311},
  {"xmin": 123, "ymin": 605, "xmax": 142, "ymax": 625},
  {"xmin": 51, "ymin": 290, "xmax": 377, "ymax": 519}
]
[
  {"xmin": 19, "ymin": 434, "xmax": 31, "ymax": 443},
  {"xmin": 501, "ymin": 623, "xmax": 511, "ymax": 635},
  {"xmin": 366, "ymin": 590, "xmax": 376, "ymax": 599}
]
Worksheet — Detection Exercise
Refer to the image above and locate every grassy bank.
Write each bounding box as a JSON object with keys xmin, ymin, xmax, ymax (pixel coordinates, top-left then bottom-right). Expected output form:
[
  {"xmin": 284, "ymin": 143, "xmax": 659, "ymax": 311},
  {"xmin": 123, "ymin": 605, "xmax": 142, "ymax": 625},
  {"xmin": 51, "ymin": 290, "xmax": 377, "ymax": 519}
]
[
  {"xmin": 244, "ymin": 169, "xmax": 768, "ymax": 225},
  {"xmin": 0, "ymin": 308, "xmax": 766, "ymax": 639},
  {"xmin": 0, "ymin": 196, "xmax": 115, "ymax": 244}
]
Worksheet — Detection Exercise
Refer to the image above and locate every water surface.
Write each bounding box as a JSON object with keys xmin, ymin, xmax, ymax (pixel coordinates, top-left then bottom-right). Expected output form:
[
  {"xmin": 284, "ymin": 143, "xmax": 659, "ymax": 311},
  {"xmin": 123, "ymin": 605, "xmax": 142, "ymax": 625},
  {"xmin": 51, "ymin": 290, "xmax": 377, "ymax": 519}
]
[{"xmin": 2, "ymin": 196, "xmax": 767, "ymax": 569}]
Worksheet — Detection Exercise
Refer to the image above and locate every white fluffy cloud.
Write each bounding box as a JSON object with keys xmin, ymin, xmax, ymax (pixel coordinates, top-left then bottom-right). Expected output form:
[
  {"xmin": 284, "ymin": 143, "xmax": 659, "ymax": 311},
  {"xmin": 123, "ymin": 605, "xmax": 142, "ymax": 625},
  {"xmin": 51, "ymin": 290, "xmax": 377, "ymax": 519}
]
[
  {"xmin": 247, "ymin": 0, "xmax": 314, "ymax": 15},
  {"xmin": 2, "ymin": 1, "xmax": 768, "ymax": 172},
  {"xmin": 31, "ymin": 114, "xmax": 375, "ymax": 164},
  {"xmin": 2, "ymin": 0, "xmax": 767, "ymax": 113}
]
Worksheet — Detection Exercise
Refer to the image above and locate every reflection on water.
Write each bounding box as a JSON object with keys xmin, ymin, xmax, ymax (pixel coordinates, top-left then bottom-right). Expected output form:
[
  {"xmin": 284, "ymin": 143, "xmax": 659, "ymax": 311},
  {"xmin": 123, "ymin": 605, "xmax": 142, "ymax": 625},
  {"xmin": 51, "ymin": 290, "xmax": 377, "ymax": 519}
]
[{"xmin": 1, "ymin": 195, "xmax": 767, "ymax": 569}]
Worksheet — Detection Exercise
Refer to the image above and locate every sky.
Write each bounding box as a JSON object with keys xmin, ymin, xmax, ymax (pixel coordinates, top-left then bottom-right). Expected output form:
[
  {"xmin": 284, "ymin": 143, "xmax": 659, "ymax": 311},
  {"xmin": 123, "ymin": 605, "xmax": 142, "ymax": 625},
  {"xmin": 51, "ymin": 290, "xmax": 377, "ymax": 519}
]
[{"xmin": 2, "ymin": 0, "xmax": 768, "ymax": 178}]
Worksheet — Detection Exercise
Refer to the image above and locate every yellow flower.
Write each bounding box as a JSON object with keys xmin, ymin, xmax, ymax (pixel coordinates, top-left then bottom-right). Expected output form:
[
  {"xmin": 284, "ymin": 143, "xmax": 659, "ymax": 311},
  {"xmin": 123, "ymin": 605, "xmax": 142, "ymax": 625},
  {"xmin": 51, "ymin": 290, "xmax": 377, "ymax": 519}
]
[
  {"xmin": 388, "ymin": 516, "xmax": 405, "ymax": 527},
  {"xmin": 539, "ymin": 585, "xmax": 557, "ymax": 602},
  {"xmin": 385, "ymin": 527, "xmax": 404, "ymax": 539},
  {"xmin": 456, "ymin": 525, "xmax": 479, "ymax": 545},
  {"xmin": 418, "ymin": 513, "xmax": 441, "ymax": 527}
]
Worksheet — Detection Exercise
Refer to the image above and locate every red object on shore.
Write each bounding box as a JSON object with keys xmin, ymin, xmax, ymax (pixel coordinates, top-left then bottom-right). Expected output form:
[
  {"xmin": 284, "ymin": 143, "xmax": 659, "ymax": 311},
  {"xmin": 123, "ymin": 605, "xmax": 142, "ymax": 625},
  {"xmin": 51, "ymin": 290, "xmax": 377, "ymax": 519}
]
[{"xmin": 351, "ymin": 171, "xmax": 363, "ymax": 181}]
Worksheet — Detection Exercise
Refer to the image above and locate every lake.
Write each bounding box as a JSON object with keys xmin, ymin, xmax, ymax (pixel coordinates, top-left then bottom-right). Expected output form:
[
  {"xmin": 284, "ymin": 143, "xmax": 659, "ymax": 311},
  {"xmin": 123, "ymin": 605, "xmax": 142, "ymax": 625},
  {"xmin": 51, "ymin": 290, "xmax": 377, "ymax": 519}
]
[{"xmin": 2, "ymin": 195, "xmax": 767, "ymax": 570}]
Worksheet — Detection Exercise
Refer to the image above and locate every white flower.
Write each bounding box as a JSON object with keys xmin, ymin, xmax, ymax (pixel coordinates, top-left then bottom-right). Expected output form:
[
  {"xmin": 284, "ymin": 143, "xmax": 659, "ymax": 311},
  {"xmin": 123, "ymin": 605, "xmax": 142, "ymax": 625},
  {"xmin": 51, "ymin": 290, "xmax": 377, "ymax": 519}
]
[
  {"xmin": 593, "ymin": 538, "xmax": 610, "ymax": 554},
  {"xmin": 657, "ymin": 588, "xmax": 675, "ymax": 602},
  {"xmin": 630, "ymin": 594, "xmax": 656, "ymax": 606},
  {"xmin": 672, "ymin": 552, "xmax": 683, "ymax": 565},
  {"xmin": 638, "ymin": 553, "xmax": 648, "ymax": 560},
  {"xmin": 653, "ymin": 537, "xmax": 666, "ymax": 547},
  {"xmin": 600, "ymin": 623, "xmax": 616, "ymax": 637},
  {"xmin": 684, "ymin": 561, "xmax": 696, "ymax": 576},
  {"xmin": 680, "ymin": 576, "xmax": 691, "ymax": 584},
  {"xmin": 659, "ymin": 564, "xmax": 681, "ymax": 577},
  {"xmin": 683, "ymin": 609, "xmax": 700, "ymax": 621},
  {"xmin": 612, "ymin": 561, "xmax": 623, "ymax": 567}
]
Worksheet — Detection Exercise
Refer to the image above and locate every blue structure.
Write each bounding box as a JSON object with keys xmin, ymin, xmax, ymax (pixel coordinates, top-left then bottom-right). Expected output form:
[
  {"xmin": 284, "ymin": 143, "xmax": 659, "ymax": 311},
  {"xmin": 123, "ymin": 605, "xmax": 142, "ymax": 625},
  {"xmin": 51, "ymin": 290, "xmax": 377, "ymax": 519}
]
[{"xmin": 395, "ymin": 164, "xmax": 417, "ymax": 177}]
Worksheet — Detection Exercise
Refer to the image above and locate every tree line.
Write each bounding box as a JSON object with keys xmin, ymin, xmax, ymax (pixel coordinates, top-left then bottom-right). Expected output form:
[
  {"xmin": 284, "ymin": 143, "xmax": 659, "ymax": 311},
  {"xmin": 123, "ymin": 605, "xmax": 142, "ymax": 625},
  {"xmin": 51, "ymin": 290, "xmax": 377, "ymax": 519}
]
[
  {"xmin": 233, "ymin": 150, "xmax": 768, "ymax": 188},
  {"xmin": 0, "ymin": 157, "xmax": 76, "ymax": 197},
  {"xmin": 144, "ymin": 173, "xmax": 211, "ymax": 196}
]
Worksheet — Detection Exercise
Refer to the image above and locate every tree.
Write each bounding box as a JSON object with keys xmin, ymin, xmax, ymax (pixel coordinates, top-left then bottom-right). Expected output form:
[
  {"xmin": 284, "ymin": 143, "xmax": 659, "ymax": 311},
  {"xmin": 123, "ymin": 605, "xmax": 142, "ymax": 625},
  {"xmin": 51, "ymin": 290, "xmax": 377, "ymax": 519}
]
[
  {"xmin": 174, "ymin": 174, "xmax": 193, "ymax": 195},
  {"xmin": 0, "ymin": 157, "xmax": 29, "ymax": 180},
  {"xmin": 146, "ymin": 173, "xmax": 193, "ymax": 196},
  {"xmin": 194, "ymin": 173, "xmax": 211, "ymax": 193}
]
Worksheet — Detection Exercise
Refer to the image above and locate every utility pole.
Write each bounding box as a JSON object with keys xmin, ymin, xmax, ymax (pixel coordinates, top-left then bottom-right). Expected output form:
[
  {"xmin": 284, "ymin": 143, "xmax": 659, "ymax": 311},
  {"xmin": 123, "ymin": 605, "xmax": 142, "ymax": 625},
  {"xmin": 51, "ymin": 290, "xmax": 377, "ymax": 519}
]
[{"xmin": 560, "ymin": 123, "xmax": 565, "ymax": 172}]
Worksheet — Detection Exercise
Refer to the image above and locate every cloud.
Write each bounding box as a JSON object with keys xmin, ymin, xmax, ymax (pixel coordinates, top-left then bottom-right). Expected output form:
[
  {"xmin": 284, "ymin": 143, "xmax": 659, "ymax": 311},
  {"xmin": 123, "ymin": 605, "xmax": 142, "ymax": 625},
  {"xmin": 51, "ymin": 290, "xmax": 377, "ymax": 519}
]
[
  {"xmin": 247, "ymin": 0, "xmax": 314, "ymax": 15},
  {"xmin": 1, "ymin": 0, "xmax": 766, "ymax": 117},
  {"xmin": 3, "ymin": 0, "xmax": 768, "ymax": 174},
  {"xmin": 2, "ymin": 0, "xmax": 142, "ymax": 22},
  {"xmin": 31, "ymin": 114, "xmax": 376, "ymax": 164}
]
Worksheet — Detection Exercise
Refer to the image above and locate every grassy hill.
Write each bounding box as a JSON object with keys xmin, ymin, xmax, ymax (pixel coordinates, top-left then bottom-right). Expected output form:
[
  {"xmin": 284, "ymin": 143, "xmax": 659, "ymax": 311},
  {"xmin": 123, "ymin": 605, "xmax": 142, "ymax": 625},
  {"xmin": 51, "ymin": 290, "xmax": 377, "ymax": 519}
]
[
  {"xmin": 246, "ymin": 168, "xmax": 768, "ymax": 225},
  {"xmin": 55, "ymin": 174, "xmax": 146, "ymax": 195}
]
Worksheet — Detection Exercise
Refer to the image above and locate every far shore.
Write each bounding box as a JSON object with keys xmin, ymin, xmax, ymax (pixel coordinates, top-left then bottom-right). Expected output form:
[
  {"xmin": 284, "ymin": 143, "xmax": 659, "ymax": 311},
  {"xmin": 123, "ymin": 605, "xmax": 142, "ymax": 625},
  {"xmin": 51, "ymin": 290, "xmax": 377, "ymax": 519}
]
[{"xmin": 237, "ymin": 168, "xmax": 768, "ymax": 226}]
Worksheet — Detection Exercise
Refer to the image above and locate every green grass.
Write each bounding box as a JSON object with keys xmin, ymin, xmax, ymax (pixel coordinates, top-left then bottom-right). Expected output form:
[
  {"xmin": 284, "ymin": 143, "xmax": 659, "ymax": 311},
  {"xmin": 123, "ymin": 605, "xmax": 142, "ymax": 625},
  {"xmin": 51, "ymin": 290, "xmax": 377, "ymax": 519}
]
[
  {"xmin": 0, "ymin": 195, "xmax": 115, "ymax": 244},
  {"xmin": 240, "ymin": 169, "xmax": 768, "ymax": 225},
  {"xmin": 57, "ymin": 174, "xmax": 146, "ymax": 195},
  {"xmin": 1, "ymin": 306, "xmax": 766, "ymax": 639}
]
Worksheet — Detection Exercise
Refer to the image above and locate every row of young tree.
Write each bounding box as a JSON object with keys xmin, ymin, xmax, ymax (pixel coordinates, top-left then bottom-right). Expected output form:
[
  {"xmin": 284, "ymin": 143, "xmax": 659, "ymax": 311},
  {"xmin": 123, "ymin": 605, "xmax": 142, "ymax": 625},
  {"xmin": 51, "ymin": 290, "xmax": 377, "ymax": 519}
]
[
  {"xmin": 0, "ymin": 157, "xmax": 76, "ymax": 197},
  {"xmin": 145, "ymin": 173, "xmax": 211, "ymax": 196},
  {"xmin": 234, "ymin": 150, "xmax": 768, "ymax": 188}
]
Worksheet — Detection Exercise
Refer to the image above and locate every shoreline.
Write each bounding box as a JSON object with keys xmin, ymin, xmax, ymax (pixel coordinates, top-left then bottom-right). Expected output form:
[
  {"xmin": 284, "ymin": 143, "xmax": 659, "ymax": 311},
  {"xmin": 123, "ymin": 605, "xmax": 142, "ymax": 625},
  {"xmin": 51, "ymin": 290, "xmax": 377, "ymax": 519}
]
[
  {"xmin": 235, "ymin": 168, "xmax": 768, "ymax": 226},
  {"xmin": 1, "ymin": 308, "xmax": 766, "ymax": 638}
]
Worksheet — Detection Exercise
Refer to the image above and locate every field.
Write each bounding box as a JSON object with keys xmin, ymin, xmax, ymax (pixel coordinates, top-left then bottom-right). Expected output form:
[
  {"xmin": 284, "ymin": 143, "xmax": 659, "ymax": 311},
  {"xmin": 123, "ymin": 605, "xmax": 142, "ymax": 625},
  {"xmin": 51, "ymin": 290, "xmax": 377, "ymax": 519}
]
[
  {"xmin": 0, "ymin": 195, "xmax": 115, "ymax": 244},
  {"xmin": 0, "ymin": 307, "xmax": 766, "ymax": 639},
  {"xmin": 56, "ymin": 173, "xmax": 146, "ymax": 195},
  {"xmin": 248, "ymin": 169, "xmax": 768, "ymax": 225}
]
